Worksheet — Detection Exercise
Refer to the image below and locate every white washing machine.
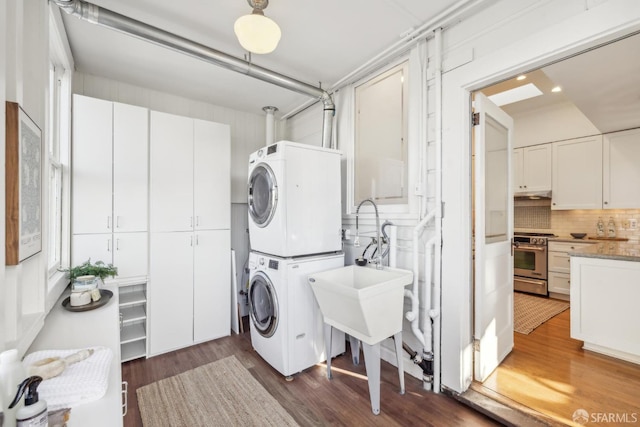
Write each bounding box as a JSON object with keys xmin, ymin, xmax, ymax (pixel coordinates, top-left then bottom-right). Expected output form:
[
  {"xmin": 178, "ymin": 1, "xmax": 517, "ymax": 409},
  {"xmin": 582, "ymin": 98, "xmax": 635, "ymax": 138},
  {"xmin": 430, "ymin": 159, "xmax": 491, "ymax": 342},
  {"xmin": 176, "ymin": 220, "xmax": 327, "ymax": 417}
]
[
  {"xmin": 248, "ymin": 251, "xmax": 346, "ymax": 377},
  {"xmin": 248, "ymin": 140, "xmax": 342, "ymax": 258}
]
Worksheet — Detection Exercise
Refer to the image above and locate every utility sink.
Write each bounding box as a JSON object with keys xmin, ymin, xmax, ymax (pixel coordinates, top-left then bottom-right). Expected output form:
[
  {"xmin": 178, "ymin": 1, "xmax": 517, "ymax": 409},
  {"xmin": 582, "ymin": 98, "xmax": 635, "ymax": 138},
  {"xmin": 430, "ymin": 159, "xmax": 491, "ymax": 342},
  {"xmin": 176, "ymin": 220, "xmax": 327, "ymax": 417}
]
[{"xmin": 308, "ymin": 265, "xmax": 413, "ymax": 345}]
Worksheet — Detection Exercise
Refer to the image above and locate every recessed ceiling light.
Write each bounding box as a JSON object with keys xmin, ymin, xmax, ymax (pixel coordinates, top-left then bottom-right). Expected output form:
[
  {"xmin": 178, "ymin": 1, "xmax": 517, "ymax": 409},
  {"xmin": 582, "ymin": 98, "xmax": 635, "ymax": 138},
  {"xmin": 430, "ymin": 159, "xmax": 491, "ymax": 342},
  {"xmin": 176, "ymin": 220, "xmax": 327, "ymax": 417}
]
[
  {"xmin": 488, "ymin": 83, "xmax": 543, "ymax": 106},
  {"xmin": 551, "ymin": 86, "xmax": 562, "ymax": 93},
  {"xmin": 516, "ymin": 75, "xmax": 527, "ymax": 81}
]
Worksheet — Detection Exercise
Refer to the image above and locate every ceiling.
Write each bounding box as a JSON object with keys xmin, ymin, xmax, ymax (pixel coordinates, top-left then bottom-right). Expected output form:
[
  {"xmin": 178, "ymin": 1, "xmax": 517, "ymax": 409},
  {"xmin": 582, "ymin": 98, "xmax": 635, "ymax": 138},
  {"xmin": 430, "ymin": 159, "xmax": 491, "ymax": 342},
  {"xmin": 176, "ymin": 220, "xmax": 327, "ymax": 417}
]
[
  {"xmin": 480, "ymin": 32, "xmax": 640, "ymax": 134},
  {"xmin": 58, "ymin": 0, "xmax": 467, "ymax": 116}
]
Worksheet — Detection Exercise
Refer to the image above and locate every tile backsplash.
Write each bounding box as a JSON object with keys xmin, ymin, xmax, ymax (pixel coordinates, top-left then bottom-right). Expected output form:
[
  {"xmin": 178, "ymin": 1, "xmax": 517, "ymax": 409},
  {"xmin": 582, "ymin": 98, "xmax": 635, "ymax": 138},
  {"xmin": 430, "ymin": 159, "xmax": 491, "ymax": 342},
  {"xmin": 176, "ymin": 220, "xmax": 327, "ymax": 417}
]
[{"xmin": 517, "ymin": 207, "xmax": 640, "ymax": 243}]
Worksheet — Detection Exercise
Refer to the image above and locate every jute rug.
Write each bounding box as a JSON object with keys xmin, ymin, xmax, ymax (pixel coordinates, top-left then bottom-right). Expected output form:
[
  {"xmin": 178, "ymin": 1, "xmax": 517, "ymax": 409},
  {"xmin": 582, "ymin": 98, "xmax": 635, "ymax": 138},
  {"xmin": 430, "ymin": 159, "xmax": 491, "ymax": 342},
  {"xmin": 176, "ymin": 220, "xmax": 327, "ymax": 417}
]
[
  {"xmin": 136, "ymin": 355, "xmax": 299, "ymax": 427},
  {"xmin": 514, "ymin": 292, "xmax": 570, "ymax": 335}
]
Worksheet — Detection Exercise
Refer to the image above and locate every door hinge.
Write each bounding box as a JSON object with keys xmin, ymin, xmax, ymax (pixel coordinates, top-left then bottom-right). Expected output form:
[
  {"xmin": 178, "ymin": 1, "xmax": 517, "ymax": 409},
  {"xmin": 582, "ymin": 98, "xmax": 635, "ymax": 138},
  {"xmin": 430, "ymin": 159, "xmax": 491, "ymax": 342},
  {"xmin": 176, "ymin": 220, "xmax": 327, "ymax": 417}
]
[
  {"xmin": 473, "ymin": 338, "xmax": 481, "ymax": 352},
  {"xmin": 472, "ymin": 112, "xmax": 480, "ymax": 126}
]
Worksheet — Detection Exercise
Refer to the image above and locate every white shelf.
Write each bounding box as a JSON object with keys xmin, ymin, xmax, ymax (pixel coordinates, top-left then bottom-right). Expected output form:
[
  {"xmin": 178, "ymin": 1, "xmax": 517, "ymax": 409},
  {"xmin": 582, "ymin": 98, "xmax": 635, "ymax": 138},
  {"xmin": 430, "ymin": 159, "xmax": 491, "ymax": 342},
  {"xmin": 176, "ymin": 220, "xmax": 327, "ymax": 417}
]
[
  {"xmin": 120, "ymin": 322, "xmax": 146, "ymax": 344},
  {"xmin": 121, "ymin": 305, "xmax": 146, "ymax": 324},
  {"xmin": 119, "ymin": 290, "xmax": 146, "ymax": 307},
  {"xmin": 121, "ymin": 340, "xmax": 146, "ymax": 363}
]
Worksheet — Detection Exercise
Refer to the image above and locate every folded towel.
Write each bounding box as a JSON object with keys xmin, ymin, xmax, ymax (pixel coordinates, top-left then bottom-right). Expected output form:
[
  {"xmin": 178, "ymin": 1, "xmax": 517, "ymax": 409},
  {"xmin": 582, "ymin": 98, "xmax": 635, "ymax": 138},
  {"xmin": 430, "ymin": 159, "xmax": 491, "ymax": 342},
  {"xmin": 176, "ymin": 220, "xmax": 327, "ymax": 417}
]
[{"xmin": 22, "ymin": 347, "xmax": 112, "ymax": 410}]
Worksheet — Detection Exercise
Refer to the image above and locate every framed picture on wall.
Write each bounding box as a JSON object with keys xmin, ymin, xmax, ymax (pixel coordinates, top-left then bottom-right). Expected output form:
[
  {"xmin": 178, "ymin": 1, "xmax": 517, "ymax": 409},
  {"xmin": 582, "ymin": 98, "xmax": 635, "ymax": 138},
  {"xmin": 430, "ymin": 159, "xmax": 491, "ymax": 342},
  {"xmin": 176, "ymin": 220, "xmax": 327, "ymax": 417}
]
[{"xmin": 5, "ymin": 101, "xmax": 42, "ymax": 265}]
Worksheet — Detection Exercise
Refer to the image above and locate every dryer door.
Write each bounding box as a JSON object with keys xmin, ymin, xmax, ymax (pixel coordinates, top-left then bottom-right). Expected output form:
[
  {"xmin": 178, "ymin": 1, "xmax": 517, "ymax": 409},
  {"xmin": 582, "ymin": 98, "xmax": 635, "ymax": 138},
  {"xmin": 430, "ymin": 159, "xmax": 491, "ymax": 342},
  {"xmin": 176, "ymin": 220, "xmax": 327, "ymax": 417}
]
[
  {"xmin": 248, "ymin": 271, "xmax": 279, "ymax": 337},
  {"xmin": 248, "ymin": 163, "xmax": 278, "ymax": 227}
]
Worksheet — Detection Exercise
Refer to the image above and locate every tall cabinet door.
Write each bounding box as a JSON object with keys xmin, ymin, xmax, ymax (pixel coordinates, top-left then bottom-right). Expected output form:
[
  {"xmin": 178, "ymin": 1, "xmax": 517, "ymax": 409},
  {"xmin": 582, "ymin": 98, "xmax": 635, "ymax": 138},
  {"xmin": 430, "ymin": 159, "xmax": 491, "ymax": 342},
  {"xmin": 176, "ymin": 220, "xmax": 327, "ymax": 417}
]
[
  {"xmin": 193, "ymin": 230, "xmax": 231, "ymax": 343},
  {"xmin": 150, "ymin": 112, "xmax": 194, "ymax": 232},
  {"xmin": 72, "ymin": 95, "xmax": 113, "ymax": 234},
  {"xmin": 71, "ymin": 234, "xmax": 112, "ymax": 267},
  {"xmin": 603, "ymin": 128, "xmax": 640, "ymax": 209},
  {"xmin": 113, "ymin": 103, "xmax": 148, "ymax": 232},
  {"xmin": 149, "ymin": 232, "xmax": 194, "ymax": 356},
  {"xmin": 194, "ymin": 120, "xmax": 231, "ymax": 230}
]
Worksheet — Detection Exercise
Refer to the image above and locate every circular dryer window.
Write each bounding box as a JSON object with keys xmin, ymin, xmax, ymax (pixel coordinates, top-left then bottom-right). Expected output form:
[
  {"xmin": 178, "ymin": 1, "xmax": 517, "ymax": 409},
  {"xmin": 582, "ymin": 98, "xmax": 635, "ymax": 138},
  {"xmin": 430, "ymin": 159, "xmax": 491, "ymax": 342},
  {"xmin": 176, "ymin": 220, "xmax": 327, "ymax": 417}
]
[
  {"xmin": 248, "ymin": 272, "xmax": 279, "ymax": 337},
  {"xmin": 248, "ymin": 163, "xmax": 277, "ymax": 227}
]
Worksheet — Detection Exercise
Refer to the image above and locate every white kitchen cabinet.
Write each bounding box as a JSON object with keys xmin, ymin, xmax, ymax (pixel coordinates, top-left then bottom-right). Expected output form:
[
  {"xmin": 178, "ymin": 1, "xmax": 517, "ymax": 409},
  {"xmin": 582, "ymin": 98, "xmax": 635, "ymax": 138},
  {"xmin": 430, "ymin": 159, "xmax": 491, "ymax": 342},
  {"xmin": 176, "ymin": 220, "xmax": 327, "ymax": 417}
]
[
  {"xmin": 512, "ymin": 144, "xmax": 551, "ymax": 193},
  {"xmin": 148, "ymin": 230, "xmax": 230, "ymax": 355},
  {"xmin": 148, "ymin": 112, "xmax": 231, "ymax": 356},
  {"xmin": 72, "ymin": 233, "xmax": 149, "ymax": 279},
  {"xmin": 551, "ymin": 135, "xmax": 603, "ymax": 210},
  {"xmin": 571, "ymin": 255, "xmax": 640, "ymax": 364},
  {"xmin": 547, "ymin": 240, "xmax": 594, "ymax": 297},
  {"xmin": 72, "ymin": 95, "xmax": 148, "ymax": 234},
  {"xmin": 603, "ymin": 128, "xmax": 640, "ymax": 209}
]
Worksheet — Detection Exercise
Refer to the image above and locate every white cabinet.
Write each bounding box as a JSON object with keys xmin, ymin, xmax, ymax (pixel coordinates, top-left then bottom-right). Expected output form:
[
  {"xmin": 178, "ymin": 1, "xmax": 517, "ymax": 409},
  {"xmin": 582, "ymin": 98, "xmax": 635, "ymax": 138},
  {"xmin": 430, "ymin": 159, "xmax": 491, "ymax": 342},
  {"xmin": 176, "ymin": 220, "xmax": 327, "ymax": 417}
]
[
  {"xmin": 551, "ymin": 135, "xmax": 603, "ymax": 210},
  {"xmin": 571, "ymin": 256, "xmax": 640, "ymax": 364},
  {"xmin": 148, "ymin": 111, "xmax": 231, "ymax": 356},
  {"xmin": 603, "ymin": 128, "xmax": 640, "ymax": 209},
  {"xmin": 149, "ymin": 112, "xmax": 231, "ymax": 232},
  {"xmin": 72, "ymin": 95, "xmax": 149, "ymax": 280},
  {"xmin": 513, "ymin": 144, "xmax": 551, "ymax": 193},
  {"xmin": 548, "ymin": 241, "xmax": 594, "ymax": 297}
]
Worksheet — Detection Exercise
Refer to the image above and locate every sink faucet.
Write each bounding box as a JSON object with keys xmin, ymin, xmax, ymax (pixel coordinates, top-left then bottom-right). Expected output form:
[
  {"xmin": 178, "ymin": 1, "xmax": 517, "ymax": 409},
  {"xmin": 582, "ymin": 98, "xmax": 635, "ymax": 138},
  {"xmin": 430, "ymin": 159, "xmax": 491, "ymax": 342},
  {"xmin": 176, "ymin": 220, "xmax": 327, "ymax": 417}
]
[{"xmin": 355, "ymin": 198, "xmax": 383, "ymax": 269}]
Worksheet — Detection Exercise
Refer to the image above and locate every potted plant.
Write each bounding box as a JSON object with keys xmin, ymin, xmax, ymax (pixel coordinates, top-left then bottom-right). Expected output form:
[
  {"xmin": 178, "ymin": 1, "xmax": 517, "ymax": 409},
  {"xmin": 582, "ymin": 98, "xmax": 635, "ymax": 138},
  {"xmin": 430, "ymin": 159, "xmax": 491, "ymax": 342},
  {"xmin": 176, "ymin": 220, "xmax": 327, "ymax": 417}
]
[{"xmin": 60, "ymin": 259, "xmax": 118, "ymax": 291}]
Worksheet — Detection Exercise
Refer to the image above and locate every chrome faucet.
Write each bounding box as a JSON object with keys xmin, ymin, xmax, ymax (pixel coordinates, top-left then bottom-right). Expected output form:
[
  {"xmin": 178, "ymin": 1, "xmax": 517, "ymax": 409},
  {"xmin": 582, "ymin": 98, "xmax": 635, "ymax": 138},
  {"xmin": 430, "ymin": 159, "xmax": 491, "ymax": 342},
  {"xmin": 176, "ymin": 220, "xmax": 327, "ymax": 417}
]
[{"xmin": 354, "ymin": 198, "xmax": 383, "ymax": 269}]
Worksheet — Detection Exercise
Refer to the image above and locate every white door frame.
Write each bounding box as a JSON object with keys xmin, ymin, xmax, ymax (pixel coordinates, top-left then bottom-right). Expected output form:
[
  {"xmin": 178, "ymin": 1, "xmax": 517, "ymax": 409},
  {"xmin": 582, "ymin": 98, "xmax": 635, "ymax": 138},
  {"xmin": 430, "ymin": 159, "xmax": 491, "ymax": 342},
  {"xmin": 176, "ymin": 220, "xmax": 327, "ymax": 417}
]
[{"xmin": 439, "ymin": 2, "xmax": 640, "ymax": 393}]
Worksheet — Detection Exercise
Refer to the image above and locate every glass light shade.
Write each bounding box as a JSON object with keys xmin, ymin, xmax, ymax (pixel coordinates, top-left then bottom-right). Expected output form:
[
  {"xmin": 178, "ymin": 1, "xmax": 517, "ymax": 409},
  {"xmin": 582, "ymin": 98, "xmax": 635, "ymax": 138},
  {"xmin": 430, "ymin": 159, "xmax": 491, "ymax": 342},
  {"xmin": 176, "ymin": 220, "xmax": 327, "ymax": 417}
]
[{"xmin": 234, "ymin": 13, "xmax": 281, "ymax": 54}]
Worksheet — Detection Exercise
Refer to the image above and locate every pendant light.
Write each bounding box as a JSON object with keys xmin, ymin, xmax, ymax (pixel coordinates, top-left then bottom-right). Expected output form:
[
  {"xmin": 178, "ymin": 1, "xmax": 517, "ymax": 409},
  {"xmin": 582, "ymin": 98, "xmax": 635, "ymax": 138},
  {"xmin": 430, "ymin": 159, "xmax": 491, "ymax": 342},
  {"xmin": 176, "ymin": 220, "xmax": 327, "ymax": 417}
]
[{"xmin": 234, "ymin": 0, "xmax": 281, "ymax": 54}]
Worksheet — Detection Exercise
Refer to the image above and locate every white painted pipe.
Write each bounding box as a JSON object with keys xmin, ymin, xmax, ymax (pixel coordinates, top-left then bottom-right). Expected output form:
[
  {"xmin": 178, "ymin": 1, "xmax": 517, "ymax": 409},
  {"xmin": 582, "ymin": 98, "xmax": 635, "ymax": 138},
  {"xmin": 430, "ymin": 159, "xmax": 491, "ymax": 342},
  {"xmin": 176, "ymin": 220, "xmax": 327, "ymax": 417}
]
[
  {"xmin": 433, "ymin": 26, "xmax": 444, "ymax": 395},
  {"xmin": 423, "ymin": 236, "xmax": 437, "ymax": 357},
  {"xmin": 263, "ymin": 106, "xmax": 278, "ymax": 146},
  {"xmin": 388, "ymin": 225, "xmax": 398, "ymax": 268}
]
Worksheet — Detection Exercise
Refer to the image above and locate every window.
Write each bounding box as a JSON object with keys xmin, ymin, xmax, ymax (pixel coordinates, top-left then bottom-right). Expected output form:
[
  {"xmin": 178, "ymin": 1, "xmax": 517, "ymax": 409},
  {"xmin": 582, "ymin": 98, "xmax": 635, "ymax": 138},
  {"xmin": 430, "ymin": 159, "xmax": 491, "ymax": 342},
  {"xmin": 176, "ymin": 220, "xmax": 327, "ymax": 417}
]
[
  {"xmin": 47, "ymin": 63, "xmax": 64, "ymax": 275},
  {"xmin": 354, "ymin": 61, "xmax": 408, "ymax": 206}
]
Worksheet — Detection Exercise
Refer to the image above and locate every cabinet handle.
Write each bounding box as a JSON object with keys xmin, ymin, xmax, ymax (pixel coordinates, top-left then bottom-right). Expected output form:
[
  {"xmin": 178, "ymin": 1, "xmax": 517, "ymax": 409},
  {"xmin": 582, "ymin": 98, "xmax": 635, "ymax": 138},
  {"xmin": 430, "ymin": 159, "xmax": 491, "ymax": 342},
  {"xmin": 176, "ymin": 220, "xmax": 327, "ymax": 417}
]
[
  {"xmin": 552, "ymin": 202, "xmax": 556, "ymax": 205},
  {"xmin": 107, "ymin": 238, "xmax": 111, "ymax": 252},
  {"xmin": 116, "ymin": 216, "xmax": 121, "ymax": 228},
  {"xmin": 196, "ymin": 234, "xmax": 199, "ymax": 246},
  {"xmin": 190, "ymin": 217, "xmax": 193, "ymax": 228},
  {"xmin": 107, "ymin": 216, "xmax": 112, "ymax": 230},
  {"xmin": 122, "ymin": 381, "xmax": 128, "ymax": 417},
  {"xmin": 190, "ymin": 236, "xmax": 193, "ymax": 246},
  {"xmin": 604, "ymin": 201, "xmax": 608, "ymax": 205},
  {"xmin": 116, "ymin": 238, "xmax": 120, "ymax": 251},
  {"xmin": 523, "ymin": 185, "xmax": 527, "ymax": 188},
  {"xmin": 196, "ymin": 216, "xmax": 200, "ymax": 227}
]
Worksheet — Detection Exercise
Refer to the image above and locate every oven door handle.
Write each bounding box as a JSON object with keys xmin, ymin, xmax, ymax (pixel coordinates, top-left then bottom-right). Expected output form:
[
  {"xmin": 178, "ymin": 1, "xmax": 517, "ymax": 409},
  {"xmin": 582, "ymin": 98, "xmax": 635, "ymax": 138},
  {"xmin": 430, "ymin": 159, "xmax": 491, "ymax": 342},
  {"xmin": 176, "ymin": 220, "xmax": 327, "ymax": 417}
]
[
  {"xmin": 514, "ymin": 245, "xmax": 546, "ymax": 251},
  {"xmin": 514, "ymin": 277, "xmax": 547, "ymax": 287}
]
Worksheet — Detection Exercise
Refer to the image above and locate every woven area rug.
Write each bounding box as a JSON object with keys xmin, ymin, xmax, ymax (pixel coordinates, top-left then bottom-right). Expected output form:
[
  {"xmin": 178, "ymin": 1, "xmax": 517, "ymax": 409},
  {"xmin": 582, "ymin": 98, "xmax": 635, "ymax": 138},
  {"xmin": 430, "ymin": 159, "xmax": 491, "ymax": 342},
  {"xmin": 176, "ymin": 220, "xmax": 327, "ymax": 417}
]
[
  {"xmin": 514, "ymin": 292, "xmax": 570, "ymax": 335},
  {"xmin": 137, "ymin": 355, "xmax": 299, "ymax": 427}
]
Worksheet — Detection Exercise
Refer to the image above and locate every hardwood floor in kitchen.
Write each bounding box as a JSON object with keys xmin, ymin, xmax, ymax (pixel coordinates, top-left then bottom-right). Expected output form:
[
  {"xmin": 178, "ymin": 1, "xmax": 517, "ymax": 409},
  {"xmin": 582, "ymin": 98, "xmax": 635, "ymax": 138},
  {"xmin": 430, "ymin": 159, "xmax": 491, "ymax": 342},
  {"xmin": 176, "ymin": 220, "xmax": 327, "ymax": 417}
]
[
  {"xmin": 122, "ymin": 318, "xmax": 500, "ymax": 427},
  {"xmin": 476, "ymin": 308, "xmax": 640, "ymax": 426}
]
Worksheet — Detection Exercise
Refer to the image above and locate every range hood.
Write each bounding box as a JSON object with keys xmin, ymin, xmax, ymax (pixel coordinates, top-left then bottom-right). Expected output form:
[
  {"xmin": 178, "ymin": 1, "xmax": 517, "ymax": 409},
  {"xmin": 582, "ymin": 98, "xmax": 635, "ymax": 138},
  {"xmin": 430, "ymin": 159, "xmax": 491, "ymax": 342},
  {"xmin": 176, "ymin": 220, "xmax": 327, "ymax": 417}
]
[{"xmin": 514, "ymin": 190, "xmax": 552, "ymax": 200}]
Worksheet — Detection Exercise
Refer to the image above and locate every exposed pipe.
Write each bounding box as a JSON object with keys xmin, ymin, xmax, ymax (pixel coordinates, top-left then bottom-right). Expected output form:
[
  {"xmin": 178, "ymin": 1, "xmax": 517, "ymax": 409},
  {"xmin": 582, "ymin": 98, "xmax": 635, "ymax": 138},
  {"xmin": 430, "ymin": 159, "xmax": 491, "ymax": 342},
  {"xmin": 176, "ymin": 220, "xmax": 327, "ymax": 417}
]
[
  {"xmin": 51, "ymin": 0, "xmax": 335, "ymax": 149},
  {"xmin": 262, "ymin": 106, "xmax": 278, "ymax": 146},
  {"xmin": 433, "ymin": 27, "xmax": 444, "ymax": 395}
]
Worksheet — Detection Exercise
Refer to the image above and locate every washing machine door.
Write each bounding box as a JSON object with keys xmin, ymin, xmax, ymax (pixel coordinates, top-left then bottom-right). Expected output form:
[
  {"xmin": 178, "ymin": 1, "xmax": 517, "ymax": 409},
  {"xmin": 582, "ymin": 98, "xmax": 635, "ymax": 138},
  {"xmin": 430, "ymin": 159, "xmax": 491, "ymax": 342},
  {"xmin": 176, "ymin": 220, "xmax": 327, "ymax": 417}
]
[
  {"xmin": 248, "ymin": 163, "xmax": 278, "ymax": 227},
  {"xmin": 248, "ymin": 271, "xmax": 279, "ymax": 337}
]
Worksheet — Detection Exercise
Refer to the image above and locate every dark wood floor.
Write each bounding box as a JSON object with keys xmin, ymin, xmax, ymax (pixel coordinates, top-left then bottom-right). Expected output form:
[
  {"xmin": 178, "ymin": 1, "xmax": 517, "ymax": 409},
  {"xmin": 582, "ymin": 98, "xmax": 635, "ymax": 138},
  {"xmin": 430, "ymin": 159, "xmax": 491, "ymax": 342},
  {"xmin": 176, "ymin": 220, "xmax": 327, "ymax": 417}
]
[
  {"xmin": 123, "ymin": 318, "xmax": 501, "ymax": 427},
  {"xmin": 478, "ymin": 308, "xmax": 640, "ymax": 426}
]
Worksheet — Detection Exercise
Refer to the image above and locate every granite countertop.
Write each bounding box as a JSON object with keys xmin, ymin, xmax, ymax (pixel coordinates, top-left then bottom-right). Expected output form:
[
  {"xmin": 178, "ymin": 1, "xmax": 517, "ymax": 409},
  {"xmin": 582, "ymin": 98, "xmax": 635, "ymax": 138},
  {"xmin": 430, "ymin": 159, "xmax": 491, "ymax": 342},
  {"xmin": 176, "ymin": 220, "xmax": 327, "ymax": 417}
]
[
  {"xmin": 568, "ymin": 241, "xmax": 640, "ymax": 262},
  {"xmin": 549, "ymin": 236, "xmax": 628, "ymax": 243}
]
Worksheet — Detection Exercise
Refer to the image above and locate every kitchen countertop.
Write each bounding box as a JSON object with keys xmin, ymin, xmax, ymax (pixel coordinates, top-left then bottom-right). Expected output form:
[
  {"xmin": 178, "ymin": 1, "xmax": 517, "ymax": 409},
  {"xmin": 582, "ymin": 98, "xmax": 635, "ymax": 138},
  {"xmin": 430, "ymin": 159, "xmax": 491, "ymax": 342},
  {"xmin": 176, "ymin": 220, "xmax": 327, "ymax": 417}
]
[
  {"xmin": 568, "ymin": 241, "xmax": 640, "ymax": 262},
  {"xmin": 548, "ymin": 237, "xmax": 598, "ymax": 243}
]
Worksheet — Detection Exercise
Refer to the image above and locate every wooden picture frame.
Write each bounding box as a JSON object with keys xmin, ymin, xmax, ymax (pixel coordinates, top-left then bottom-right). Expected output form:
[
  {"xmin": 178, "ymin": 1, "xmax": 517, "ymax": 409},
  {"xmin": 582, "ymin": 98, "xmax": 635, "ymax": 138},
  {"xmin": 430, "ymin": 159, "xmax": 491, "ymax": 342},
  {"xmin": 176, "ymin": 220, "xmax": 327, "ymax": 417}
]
[{"xmin": 6, "ymin": 102, "xmax": 42, "ymax": 265}]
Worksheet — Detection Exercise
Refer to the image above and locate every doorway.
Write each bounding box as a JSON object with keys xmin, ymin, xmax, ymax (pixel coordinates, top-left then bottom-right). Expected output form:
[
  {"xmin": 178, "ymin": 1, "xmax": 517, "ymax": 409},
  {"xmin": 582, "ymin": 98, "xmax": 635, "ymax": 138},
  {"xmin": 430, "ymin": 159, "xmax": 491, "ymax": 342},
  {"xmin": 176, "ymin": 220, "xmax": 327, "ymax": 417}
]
[{"xmin": 471, "ymin": 33, "xmax": 640, "ymax": 424}]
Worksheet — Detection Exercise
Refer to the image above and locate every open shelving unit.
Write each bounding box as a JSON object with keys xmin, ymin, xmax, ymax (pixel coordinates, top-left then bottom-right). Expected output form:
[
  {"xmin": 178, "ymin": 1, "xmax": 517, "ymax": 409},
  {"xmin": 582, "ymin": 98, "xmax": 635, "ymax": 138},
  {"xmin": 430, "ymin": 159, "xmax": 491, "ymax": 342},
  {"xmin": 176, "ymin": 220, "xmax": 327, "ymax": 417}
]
[{"xmin": 119, "ymin": 282, "xmax": 147, "ymax": 363}]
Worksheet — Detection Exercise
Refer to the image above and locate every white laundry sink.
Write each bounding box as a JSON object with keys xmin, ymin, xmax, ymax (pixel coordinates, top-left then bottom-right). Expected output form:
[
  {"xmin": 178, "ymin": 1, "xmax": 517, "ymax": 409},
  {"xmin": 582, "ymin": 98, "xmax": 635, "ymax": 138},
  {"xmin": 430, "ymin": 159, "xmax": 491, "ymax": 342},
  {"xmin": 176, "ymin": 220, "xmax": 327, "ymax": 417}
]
[{"xmin": 308, "ymin": 265, "xmax": 413, "ymax": 345}]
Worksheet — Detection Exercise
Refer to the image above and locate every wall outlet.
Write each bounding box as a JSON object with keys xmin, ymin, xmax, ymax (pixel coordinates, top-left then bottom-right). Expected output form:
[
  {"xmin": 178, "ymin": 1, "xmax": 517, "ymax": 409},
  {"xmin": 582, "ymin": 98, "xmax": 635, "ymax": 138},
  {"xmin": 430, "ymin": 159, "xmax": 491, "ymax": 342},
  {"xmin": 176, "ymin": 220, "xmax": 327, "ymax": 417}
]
[
  {"xmin": 630, "ymin": 219, "xmax": 637, "ymax": 230},
  {"xmin": 622, "ymin": 220, "xmax": 630, "ymax": 229}
]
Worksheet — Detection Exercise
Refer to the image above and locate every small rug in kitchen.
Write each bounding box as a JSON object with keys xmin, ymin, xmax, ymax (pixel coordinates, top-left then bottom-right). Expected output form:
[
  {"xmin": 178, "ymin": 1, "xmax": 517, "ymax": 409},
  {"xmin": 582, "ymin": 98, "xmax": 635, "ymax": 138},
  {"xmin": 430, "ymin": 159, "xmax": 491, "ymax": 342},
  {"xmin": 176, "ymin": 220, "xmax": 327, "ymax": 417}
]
[
  {"xmin": 513, "ymin": 292, "xmax": 570, "ymax": 335},
  {"xmin": 136, "ymin": 355, "xmax": 299, "ymax": 427}
]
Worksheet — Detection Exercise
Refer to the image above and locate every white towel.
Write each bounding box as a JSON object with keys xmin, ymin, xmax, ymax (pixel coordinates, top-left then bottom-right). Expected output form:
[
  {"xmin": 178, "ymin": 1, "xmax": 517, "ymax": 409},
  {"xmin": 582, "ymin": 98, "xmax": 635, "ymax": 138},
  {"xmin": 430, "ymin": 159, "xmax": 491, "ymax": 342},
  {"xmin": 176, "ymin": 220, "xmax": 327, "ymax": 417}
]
[{"xmin": 22, "ymin": 346, "xmax": 112, "ymax": 410}]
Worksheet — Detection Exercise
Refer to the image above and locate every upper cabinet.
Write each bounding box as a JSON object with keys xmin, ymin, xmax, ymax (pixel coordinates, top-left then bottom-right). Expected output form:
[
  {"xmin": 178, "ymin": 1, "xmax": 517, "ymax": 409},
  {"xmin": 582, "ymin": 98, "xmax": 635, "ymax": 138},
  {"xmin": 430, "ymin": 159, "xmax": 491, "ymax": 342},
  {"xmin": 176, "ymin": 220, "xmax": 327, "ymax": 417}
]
[
  {"xmin": 513, "ymin": 144, "xmax": 551, "ymax": 194},
  {"xmin": 603, "ymin": 128, "xmax": 640, "ymax": 209},
  {"xmin": 149, "ymin": 112, "xmax": 231, "ymax": 232},
  {"xmin": 551, "ymin": 135, "xmax": 603, "ymax": 210},
  {"xmin": 72, "ymin": 95, "xmax": 149, "ymax": 234}
]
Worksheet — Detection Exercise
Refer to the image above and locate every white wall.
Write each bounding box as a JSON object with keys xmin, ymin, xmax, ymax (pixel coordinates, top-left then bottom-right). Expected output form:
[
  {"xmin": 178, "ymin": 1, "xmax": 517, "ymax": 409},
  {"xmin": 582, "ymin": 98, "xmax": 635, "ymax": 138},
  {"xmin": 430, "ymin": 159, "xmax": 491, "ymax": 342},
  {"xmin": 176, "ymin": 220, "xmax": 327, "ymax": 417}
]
[
  {"xmin": 512, "ymin": 100, "xmax": 600, "ymax": 148},
  {"xmin": 2, "ymin": 0, "xmax": 50, "ymax": 355}
]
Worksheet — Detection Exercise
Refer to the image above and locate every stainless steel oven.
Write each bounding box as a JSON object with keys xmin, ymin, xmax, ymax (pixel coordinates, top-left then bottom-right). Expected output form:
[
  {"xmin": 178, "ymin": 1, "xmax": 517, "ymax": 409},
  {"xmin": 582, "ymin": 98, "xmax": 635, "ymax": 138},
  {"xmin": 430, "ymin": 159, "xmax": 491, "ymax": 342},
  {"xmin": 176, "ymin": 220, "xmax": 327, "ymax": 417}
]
[{"xmin": 513, "ymin": 233, "xmax": 553, "ymax": 296}]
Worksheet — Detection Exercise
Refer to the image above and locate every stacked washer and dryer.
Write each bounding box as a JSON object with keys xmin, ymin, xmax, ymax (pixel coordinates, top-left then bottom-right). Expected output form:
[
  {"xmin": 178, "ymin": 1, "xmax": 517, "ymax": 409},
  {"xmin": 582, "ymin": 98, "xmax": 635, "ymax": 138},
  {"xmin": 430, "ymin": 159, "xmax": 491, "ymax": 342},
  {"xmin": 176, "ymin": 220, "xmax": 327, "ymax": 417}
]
[{"xmin": 247, "ymin": 140, "xmax": 346, "ymax": 377}]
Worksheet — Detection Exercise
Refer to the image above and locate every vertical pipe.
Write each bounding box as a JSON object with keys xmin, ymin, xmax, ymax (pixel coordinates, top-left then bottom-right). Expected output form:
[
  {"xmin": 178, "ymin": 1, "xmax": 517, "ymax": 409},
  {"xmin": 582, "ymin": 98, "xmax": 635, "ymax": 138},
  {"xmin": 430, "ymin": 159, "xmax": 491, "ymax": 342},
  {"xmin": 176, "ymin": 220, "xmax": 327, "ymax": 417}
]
[
  {"xmin": 432, "ymin": 27, "xmax": 444, "ymax": 395},
  {"xmin": 388, "ymin": 225, "xmax": 397, "ymax": 268},
  {"xmin": 262, "ymin": 106, "xmax": 278, "ymax": 146}
]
